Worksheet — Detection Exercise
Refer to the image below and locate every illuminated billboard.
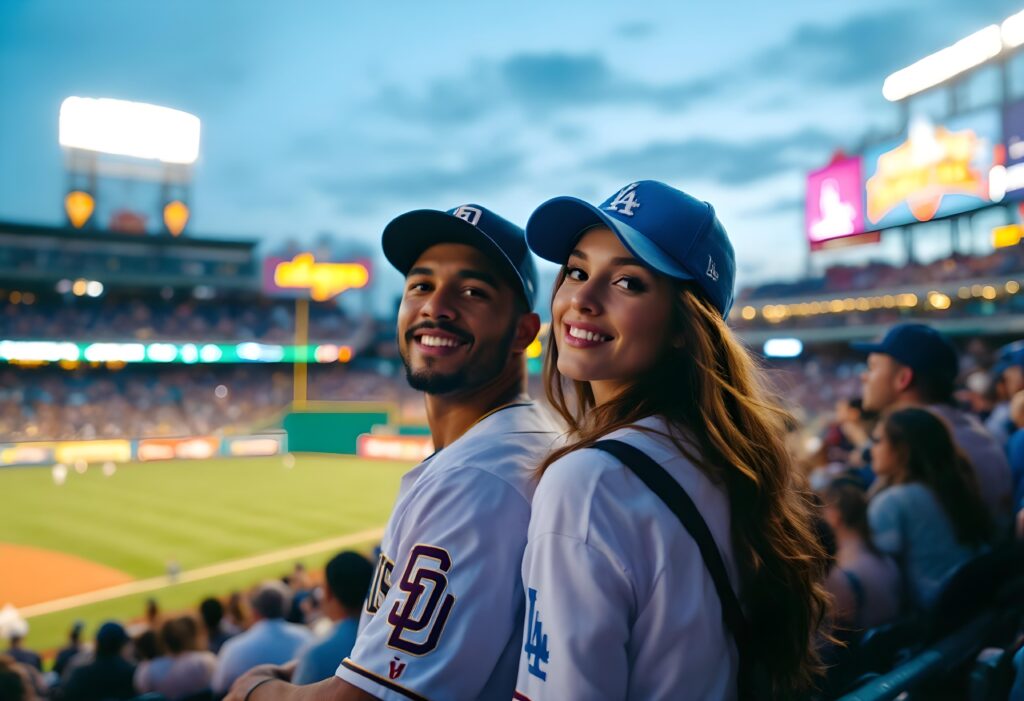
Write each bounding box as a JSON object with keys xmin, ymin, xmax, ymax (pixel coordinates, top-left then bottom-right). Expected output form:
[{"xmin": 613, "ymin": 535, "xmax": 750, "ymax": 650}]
[
  {"xmin": 263, "ymin": 254, "xmax": 371, "ymax": 301},
  {"xmin": 864, "ymin": 109, "xmax": 1001, "ymax": 229},
  {"xmin": 806, "ymin": 156, "xmax": 865, "ymax": 249},
  {"xmin": 1002, "ymin": 99, "xmax": 1024, "ymax": 199}
]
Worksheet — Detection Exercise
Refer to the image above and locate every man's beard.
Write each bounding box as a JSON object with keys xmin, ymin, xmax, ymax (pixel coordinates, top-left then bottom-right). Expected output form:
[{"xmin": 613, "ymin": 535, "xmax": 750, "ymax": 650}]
[{"xmin": 402, "ymin": 321, "xmax": 517, "ymax": 395}]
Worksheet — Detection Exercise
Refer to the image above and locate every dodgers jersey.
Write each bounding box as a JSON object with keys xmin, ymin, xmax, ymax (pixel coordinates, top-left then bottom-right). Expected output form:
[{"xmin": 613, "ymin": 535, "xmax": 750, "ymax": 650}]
[
  {"xmin": 515, "ymin": 416, "xmax": 740, "ymax": 701},
  {"xmin": 337, "ymin": 402, "xmax": 559, "ymax": 701}
]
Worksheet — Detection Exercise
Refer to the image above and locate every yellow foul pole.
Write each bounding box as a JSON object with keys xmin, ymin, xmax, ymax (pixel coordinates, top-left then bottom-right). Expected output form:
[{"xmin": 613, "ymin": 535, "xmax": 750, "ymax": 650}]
[{"xmin": 293, "ymin": 297, "xmax": 309, "ymax": 408}]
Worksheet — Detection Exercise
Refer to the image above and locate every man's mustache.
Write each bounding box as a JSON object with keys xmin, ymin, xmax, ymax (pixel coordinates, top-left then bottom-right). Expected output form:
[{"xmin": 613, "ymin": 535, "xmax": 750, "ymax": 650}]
[{"xmin": 405, "ymin": 321, "xmax": 474, "ymax": 345}]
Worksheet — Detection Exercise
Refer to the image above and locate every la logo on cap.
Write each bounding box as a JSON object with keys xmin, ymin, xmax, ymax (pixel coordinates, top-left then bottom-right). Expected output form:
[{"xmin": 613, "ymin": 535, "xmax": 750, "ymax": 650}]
[
  {"xmin": 605, "ymin": 183, "xmax": 640, "ymax": 216},
  {"xmin": 453, "ymin": 205, "xmax": 482, "ymax": 226}
]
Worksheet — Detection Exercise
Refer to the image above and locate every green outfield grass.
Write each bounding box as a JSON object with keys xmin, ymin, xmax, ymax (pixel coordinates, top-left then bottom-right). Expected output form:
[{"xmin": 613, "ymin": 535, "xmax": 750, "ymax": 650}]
[{"xmin": 0, "ymin": 454, "xmax": 410, "ymax": 653}]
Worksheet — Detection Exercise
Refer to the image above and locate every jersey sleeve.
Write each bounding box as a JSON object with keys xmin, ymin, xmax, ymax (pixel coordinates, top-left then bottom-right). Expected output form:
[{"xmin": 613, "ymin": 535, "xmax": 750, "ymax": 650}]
[
  {"xmin": 337, "ymin": 466, "xmax": 530, "ymax": 701},
  {"xmin": 514, "ymin": 530, "xmax": 633, "ymax": 701}
]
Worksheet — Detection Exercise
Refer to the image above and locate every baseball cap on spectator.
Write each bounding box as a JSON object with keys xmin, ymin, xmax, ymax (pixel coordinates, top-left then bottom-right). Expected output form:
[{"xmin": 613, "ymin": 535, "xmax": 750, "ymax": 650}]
[
  {"xmin": 851, "ymin": 324, "xmax": 959, "ymax": 385},
  {"xmin": 524, "ymin": 180, "xmax": 736, "ymax": 318},
  {"xmin": 95, "ymin": 621, "xmax": 128, "ymax": 656},
  {"xmin": 382, "ymin": 204, "xmax": 538, "ymax": 309},
  {"xmin": 992, "ymin": 347, "xmax": 1024, "ymax": 381}
]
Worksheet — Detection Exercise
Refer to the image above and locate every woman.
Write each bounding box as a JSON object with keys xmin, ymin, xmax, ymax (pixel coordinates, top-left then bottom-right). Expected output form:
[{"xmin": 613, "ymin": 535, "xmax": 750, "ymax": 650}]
[
  {"xmin": 867, "ymin": 407, "xmax": 991, "ymax": 609},
  {"xmin": 514, "ymin": 181, "xmax": 830, "ymax": 700},
  {"xmin": 134, "ymin": 615, "xmax": 216, "ymax": 700},
  {"xmin": 820, "ymin": 479, "xmax": 902, "ymax": 630}
]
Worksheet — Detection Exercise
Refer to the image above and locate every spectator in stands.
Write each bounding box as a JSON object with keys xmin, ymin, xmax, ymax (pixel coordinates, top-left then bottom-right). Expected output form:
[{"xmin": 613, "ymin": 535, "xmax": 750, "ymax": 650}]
[
  {"xmin": 1009, "ymin": 391, "xmax": 1024, "ymax": 525},
  {"xmin": 3, "ymin": 632, "xmax": 40, "ymax": 673},
  {"xmin": 211, "ymin": 581, "xmax": 312, "ymax": 695},
  {"xmin": 293, "ymin": 551, "xmax": 374, "ymax": 685},
  {"xmin": 134, "ymin": 615, "xmax": 217, "ymax": 700},
  {"xmin": 199, "ymin": 597, "xmax": 236, "ymax": 654},
  {"xmin": 63, "ymin": 621, "xmax": 136, "ymax": 701},
  {"xmin": 855, "ymin": 324, "xmax": 1014, "ymax": 536},
  {"xmin": 820, "ymin": 479, "xmax": 902, "ymax": 630},
  {"xmin": 868, "ymin": 408, "xmax": 992, "ymax": 609},
  {"xmin": 224, "ymin": 591, "xmax": 250, "ymax": 632},
  {"xmin": 53, "ymin": 621, "xmax": 85, "ymax": 679},
  {"xmin": 987, "ymin": 348, "xmax": 1024, "ymax": 446},
  {"xmin": 0, "ymin": 654, "xmax": 35, "ymax": 701}
]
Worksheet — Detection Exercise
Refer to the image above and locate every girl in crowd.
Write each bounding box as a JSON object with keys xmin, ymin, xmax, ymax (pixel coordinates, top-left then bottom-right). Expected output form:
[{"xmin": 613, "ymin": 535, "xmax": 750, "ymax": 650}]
[
  {"xmin": 514, "ymin": 181, "xmax": 830, "ymax": 700},
  {"xmin": 868, "ymin": 407, "xmax": 991, "ymax": 609},
  {"xmin": 820, "ymin": 479, "xmax": 902, "ymax": 630}
]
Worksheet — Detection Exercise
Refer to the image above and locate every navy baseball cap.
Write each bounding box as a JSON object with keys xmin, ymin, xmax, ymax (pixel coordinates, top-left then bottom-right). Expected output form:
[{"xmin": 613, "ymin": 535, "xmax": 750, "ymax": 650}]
[
  {"xmin": 851, "ymin": 324, "xmax": 959, "ymax": 383},
  {"xmin": 382, "ymin": 204, "xmax": 538, "ymax": 309},
  {"xmin": 525, "ymin": 180, "xmax": 736, "ymax": 318},
  {"xmin": 992, "ymin": 346, "xmax": 1024, "ymax": 379}
]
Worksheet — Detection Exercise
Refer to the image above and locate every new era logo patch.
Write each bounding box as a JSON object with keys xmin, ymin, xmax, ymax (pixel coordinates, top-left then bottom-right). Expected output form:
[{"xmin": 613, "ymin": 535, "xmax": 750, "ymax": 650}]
[{"xmin": 706, "ymin": 255, "xmax": 719, "ymax": 281}]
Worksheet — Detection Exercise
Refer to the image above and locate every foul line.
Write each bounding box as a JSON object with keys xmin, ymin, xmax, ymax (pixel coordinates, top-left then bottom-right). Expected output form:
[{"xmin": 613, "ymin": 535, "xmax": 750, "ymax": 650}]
[{"xmin": 20, "ymin": 526, "xmax": 385, "ymax": 619}]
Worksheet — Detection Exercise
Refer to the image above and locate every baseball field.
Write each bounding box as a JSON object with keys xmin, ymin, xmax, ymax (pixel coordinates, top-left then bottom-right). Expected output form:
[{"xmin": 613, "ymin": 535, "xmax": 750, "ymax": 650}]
[{"xmin": 0, "ymin": 454, "xmax": 410, "ymax": 654}]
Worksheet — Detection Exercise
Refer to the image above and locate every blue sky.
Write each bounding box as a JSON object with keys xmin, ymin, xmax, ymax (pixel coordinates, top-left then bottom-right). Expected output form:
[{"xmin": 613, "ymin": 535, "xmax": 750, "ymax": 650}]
[{"xmin": 0, "ymin": 0, "xmax": 1019, "ymax": 303}]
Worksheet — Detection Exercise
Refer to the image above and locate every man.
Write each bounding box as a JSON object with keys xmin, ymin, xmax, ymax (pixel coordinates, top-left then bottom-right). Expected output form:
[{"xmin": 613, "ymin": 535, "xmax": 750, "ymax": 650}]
[
  {"xmin": 3, "ymin": 632, "xmax": 41, "ymax": 673},
  {"xmin": 986, "ymin": 347, "xmax": 1024, "ymax": 446},
  {"xmin": 855, "ymin": 323, "xmax": 1014, "ymax": 535},
  {"xmin": 228, "ymin": 203, "xmax": 557, "ymax": 701},
  {"xmin": 293, "ymin": 552, "xmax": 374, "ymax": 685},
  {"xmin": 63, "ymin": 622, "xmax": 135, "ymax": 701},
  {"xmin": 212, "ymin": 581, "xmax": 313, "ymax": 695}
]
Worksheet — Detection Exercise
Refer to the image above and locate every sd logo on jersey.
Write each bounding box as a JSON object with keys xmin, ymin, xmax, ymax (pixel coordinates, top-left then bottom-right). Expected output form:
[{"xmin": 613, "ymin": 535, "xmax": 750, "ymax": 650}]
[
  {"xmin": 386, "ymin": 543, "xmax": 456, "ymax": 655},
  {"xmin": 524, "ymin": 588, "xmax": 550, "ymax": 680}
]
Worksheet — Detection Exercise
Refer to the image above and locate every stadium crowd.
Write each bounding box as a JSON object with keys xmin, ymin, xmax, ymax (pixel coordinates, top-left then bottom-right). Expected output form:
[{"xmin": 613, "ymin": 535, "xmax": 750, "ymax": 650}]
[
  {"xmin": 0, "ymin": 296, "xmax": 367, "ymax": 344},
  {"xmin": 0, "ymin": 553, "xmax": 374, "ymax": 701},
  {"xmin": 740, "ymin": 247, "xmax": 1024, "ymax": 301},
  {"xmin": 0, "ymin": 366, "xmax": 410, "ymax": 442}
]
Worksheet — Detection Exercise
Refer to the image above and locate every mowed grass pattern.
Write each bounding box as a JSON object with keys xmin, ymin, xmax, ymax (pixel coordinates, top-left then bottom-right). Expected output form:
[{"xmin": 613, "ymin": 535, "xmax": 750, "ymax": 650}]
[
  {"xmin": 1, "ymin": 455, "xmax": 408, "ymax": 577},
  {"xmin": 1, "ymin": 455, "xmax": 409, "ymax": 652}
]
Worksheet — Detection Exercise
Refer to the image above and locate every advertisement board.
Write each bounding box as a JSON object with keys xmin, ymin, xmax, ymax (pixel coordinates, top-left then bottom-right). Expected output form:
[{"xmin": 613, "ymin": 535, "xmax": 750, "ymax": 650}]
[
  {"xmin": 262, "ymin": 254, "xmax": 371, "ymax": 301},
  {"xmin": 357, "ymin": 434, "xmax": 434, "ymax": 461},
  {"xmin": 806, "ymin": 157, "xmax": 866, "ymax": 249},
  {"xmin": 1002, "ymin": 99, "xmax": 1024, "ymax": 200},
  {"xmin": 864, "ymin": 109, "xmax": 1001, "ymax": 229}
]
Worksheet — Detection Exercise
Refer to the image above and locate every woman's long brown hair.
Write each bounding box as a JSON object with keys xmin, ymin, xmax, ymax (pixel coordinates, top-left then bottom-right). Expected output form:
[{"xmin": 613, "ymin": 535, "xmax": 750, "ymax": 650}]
[
  {"xmin": 541, "ymin": 275, "xmax": 831, "ymax": 697},
  {"xmin": 881, "ymin": 407, "xmax": 992, "ymax": 547}
]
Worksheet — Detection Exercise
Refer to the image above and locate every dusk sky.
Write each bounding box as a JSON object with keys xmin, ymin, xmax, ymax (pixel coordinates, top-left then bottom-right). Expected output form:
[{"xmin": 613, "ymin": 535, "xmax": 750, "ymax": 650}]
[{"xmin": 1, "ymin": 0, "xmax": 1020, "ymax": 301}]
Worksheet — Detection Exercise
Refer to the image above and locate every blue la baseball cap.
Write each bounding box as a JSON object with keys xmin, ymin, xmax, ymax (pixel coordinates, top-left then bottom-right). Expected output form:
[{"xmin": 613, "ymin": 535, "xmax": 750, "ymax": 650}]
[
  {"xmin": 525, "ymin": 180, "xmax": 736, "ymax": 318},
  {"xmin": 992, "ymin": 346, "xmax": 1024, "ymax": 379},
  {"xmin": 851, "ymin": 324, "xmax": 959, "ymax": 384},
  {"xmin": 382, "ymin": 204, "xmax": 538, "ymax": 309}
]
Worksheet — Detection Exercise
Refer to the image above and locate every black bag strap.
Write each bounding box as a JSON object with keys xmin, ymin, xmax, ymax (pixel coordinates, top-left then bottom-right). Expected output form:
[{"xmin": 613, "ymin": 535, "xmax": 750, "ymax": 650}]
[{"xmin": 591, "ymin": 439, "xmax": 757, "ymax": 700}]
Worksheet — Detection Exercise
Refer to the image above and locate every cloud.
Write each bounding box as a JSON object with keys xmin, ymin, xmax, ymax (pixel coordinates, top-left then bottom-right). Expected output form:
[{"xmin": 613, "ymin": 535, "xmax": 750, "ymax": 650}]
[
  {"xmin": 318, "ymin": 150, "xmax": 527, "ymax": 214},
  {"xmin": 371, "ymin": 52, "xmax": 717, "ymax": 126},
  {"xmin": 615, "ymin": 21, "xmax": 656, "ymax": 40},
  {"xmin": 587, "ymin": 128, "xmax": 838, "ymax": 186}
]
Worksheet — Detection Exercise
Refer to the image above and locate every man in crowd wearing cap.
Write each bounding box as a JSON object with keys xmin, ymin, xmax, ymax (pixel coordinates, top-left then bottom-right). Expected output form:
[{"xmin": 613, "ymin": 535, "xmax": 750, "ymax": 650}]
[
  {"xmin": 855, "ymin": 323, "xmax": 1014, "ymax": 536},
  {"xmin": 986, "ymin": 346, "xmax": 1024, "ymax": 446},
  {"xmin": 63, "ymin": 621, "xmax": 135, "ymax": 701},
  {"xmin": 228, "ymin": 204, "xmax": 558, "ymax": 701}
]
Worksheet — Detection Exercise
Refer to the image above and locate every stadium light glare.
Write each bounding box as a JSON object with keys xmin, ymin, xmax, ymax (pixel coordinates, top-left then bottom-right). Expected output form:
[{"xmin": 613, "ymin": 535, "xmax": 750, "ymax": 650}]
[
  {"xmin": 59, "ymin": 97, "xmax": 201, "ymax": 164},
  {"xmin": 146, "ymin": 343, "xmax": 178, "ymax": 363},
  {"xmin": 882, "ymin": 25, "xmax": 1001, "ymax": 102},
  {"xmin": 763, "ymin": 338, "xmax": 804, "ymax": 359},
  {"xmin": 83, "ymin": 343, "xmax": 145, "ymax": 363},
  {"xmin": 86, "ymin": 281, "xmax": 104, "ymax": 298},
  {"xmin": 1006, "ymin": 280, "xmax": 1021, "ymax": 294},
  {"xmin": 0, "ymin": 341, "xmax": 80, "ymax": 363}
]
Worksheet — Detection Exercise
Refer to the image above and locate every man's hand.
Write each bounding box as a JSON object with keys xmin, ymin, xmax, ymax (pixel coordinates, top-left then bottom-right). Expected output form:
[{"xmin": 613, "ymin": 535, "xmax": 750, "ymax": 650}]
[{"xmin": 225, "ymin": 663, "xmax": 294, "ymax": 701}]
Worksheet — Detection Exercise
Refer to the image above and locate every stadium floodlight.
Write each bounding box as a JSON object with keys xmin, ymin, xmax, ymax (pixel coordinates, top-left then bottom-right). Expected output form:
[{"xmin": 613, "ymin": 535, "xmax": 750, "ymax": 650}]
[
  {"xmin": 882, "ymin": 24, "xmax": 1001, "ymax": 102},
  {"xmin": 1002, "ymin": 9, "xmax": 1024, "ymax": 48},
  {"xmin": 763, "ymin": 338, "xmax": 804, "ymax": 359},
  {"xmin": 59, "ymin": 97, "xmax": 201, "ymax": 165}
]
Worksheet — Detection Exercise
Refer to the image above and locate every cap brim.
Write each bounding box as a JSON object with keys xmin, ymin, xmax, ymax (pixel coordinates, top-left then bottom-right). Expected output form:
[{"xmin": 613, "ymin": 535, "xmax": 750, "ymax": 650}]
[{"xmin": 526, "ymin": 197, "xmax": 693, "ymax": 281}]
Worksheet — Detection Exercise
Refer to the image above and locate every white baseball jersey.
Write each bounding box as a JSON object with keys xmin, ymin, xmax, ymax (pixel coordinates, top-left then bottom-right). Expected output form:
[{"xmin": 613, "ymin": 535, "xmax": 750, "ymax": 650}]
[
  {"xmin": 514, "ymin": 416, "xmax": 740, "ymax": 701},
  {"xmin": 337, "ymin": 402, "xmax": 559, "ymax": 701}
]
